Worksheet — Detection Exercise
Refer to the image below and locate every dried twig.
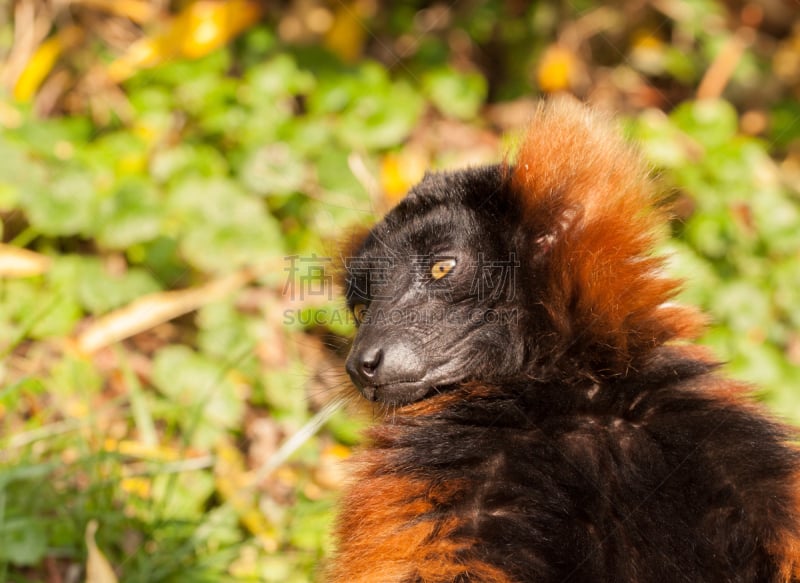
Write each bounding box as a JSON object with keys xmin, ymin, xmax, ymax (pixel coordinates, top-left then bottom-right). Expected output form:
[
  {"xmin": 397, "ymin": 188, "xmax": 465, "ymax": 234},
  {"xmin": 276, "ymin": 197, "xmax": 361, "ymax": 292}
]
[{"xmin": 697, "ymin": 33, "xmax": 748, "ymax": 100}]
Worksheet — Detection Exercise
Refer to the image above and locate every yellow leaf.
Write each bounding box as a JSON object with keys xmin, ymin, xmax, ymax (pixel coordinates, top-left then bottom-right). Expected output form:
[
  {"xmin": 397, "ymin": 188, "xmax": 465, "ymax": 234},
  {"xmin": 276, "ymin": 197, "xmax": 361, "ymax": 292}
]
[
  {"xmin": 380, "ymin": 150, "xmax": 428, "ymax": 205},
  {"xmin": 324, "ymin": 1, "xmax": 369, "ymax": 63},
  {"xmin": 13, "ymin": 27, "xmax": 83, "ymax": 102},
  {"xmin": 108, "ymin": 0, "xmax": 263, "ymax": 81},
  {"xmin": 0, "ymin": 244, "xmax": 51, "ymax": 277},
  {"xmin": 176, "ymin": 0, "xmax": 264, "ymax": 59},
  {"xmin": 103, "ymin": 438, "xmax": 182, "ymax": 462},
  {"xmin": 120, "ymin": 477, "xmax": 151, "ymax": 498},
  {"xmin": 537, "ymin": 45, "xmax": 576, "ymax": 93},
  {"xmin": 107, "ymin": 37, "xmax": 166, "ymax": 82},
  {"xmin": 630, "ymin": 29, "xmax": 667, "ymax": 75},
  {"xmin": 326, "ymin": 443, "xmax": 352, "ymax": 463},
  {"xmin": 85, "ymin": 521, "xmax": 118, "ymax": 583},
  {"xmin": 214, "ymin": 440, "xmax": 278, "ymax": 551},
  {"xmin": 313, "ymin": 443, "xmax": 351, "ymax": 490},
  {"xmin": 631, "ymin": 30, "xmax": 664, "ymax": 50}
]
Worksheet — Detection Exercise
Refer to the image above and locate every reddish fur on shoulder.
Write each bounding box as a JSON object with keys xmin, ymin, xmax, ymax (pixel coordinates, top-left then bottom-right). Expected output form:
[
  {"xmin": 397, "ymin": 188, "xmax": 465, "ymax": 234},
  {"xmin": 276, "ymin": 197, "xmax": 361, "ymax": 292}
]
[
  {"xmin": 510, "ymin": 98, "xmax": 704, "ymax": 374},
  {"xmin": 327, "ymin": 444, "xmax": 515, "ymax": 583},
  {"xmin": 763, "ymin": 464, "xmax": 800, "ymax": 582},
  {"xmin": 772, "ymin": 488, "xmax": 800, "ymax": 582}
]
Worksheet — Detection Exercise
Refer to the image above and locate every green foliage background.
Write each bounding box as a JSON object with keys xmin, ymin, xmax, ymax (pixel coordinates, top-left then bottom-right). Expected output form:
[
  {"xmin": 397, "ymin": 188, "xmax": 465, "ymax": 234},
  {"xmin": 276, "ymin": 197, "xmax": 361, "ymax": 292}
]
[{"xmin": 1, "ymin": 1, "xmax": 799, "ymax": 581}]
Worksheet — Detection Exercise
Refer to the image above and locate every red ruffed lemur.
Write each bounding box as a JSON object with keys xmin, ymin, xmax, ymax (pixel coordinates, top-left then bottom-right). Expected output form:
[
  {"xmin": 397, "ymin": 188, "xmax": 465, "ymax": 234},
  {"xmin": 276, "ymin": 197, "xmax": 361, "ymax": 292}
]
[{"xmin": 328, "ymin": 98, "xmax": 800, "ymax": 582}]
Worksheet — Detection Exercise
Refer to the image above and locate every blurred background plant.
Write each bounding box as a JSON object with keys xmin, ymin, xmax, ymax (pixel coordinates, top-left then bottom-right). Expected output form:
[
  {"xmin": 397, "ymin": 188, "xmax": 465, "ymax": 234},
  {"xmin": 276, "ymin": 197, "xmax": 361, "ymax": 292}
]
[{"xmin": 0, "ymin": 0, "xmax": 799, "ymax": 581}]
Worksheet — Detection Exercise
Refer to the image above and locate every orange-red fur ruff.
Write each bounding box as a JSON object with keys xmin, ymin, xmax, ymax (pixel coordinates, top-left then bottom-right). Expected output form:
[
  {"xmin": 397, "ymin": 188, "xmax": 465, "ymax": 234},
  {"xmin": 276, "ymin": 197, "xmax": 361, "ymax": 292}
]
[{"xmin": 508, "ymin": 100, "xmax": 704, "ymax": 374}]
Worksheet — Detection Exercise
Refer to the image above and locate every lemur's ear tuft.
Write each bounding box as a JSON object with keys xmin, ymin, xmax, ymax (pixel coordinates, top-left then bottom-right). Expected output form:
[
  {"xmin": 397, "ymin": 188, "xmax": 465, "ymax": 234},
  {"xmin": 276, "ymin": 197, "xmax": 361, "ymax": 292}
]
[{"xmin": 509, "ymin": 97, "xmax": 705, "ymax": 372}]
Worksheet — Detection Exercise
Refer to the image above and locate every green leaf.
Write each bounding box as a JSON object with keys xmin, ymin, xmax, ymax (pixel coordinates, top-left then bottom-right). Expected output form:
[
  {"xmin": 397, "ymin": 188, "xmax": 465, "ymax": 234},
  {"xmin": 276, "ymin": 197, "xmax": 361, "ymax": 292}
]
[
  {"xmin": 660, "ymin": 240, "xmax": 719, "ymax": 306},
  {"xmin": 288, "ymin": 498, "xmax": 334, "ymax": 552},
  {"xmin": 337, "ymin": 79, "xmax": 424, "ymax": 149},
  {"xmin": 131, "ymin": 50, "xmax": 230, "ymax": 91},
  {"xmin": 0, "ymin": 518, "xmax": 48, "ymax": 566},
  {"xmin": 0, "ymin": 377, "xmax": 45, "ymax": 408},
  {"xmin": 135, "ymin": 236, "xmax": 185, "ymax": 284},
  {"xmin": 1, "ymin": 277, "xmax": 82, "ymax": 340},
  {"xmin": 314, "ymin": 148, "xmax": 367, "ymax": 200},
  {"xmin": 151, "ymin": 346, "xmax": 247, "ymax": 446},
  {"xmin": 0, "ymin": 136, "xmax": 46, "ymax": 209},
  {"xmin": 168, "ymin": 177, "xmax": 284, "ymax": 272},
  {"xmin": 19, "ymin": 170, "xmax": 97, "ymax": 237},
  {"xmin": 149, "ymin": 470, "xmax": 215, "ymax": 521},
  {"xmin": 150, "ymin": 143, "xmax": 229, "ymax": 185},
  {"xmin": 724, "ymin": 339, "xmax": 786, "ymax": 389},
  {"xmin": 239, "ymin": 143, "xmax": 307, "ymax": 196},
  {"xmin": 670, "ymin": 99, "xmax": 738, "ymax": 149},
  {"xmin": 76, "ymin": 259, "xmax": 161, "ymax": 314},
  {"xmin": 192, "ymin": 505, "xmax": 242, "ymax": 550},
  {"xmin": 423, "ymin": 68, "xmax": 487, "ymax": 120},
  {"xmin": 47, "ymin": 353, "xmax": 103, "ymax": 397},
  {"xmin": 276, "ymin": 117, "xmax": 332, "ymax": 158},
  {"xmin": 311, "ymin": 63, "xmax": 424, "ymax": 149},
  {"xmin": 10, "ymin": 115, "xmax": 92, "ymax": 160},
  {"xmin": 633, "ymin": 111, "xmax": 691, "ymax": 168},
  {"xmin": 682, "ymin": 211, "xmax": 731, "ymax": 259},
  {"xmin": 711, "ymin": 280, "xmax": 772, "ymax": 335},
  {"xmin": 82, "ymin": 131, "xmax": 148, "ymax": 177},
  {"xmin": 770, "ymin": 101, "xmax": 800, "ymax": 148},
  {"xmin": 245, "ymin": 54, "xmax": 315, "ymax": 99},
  {"xmin": 326, "ymin": 407, "xmax": 366, "ymax": 446},
  {"xmin": 127, "ymin": 85, "xmax": 174, "ymax": 116},
  {"xmin": 176, "ymin": 72, "xmax": 238, "ymax": 120},
  {"xmin": 181, "ymin": 220, "xmax": 283, "ymax": 273},
  {"xmin": 97, "ymin": 177, "xmax": 163, "ymax": 249},
  {"xmin": 663, "ymin": 47, "xmax": 698, "ymax": 84},
  {"xmin": 260, "ymin": 365, "xmax": 308, "ymax": 419},
  {"xmin": 196, "ymin": 300, "xmax": 259, "ymax": 366},
  {"xmin": 167, "ymin": 177, "xmax": 249, "ymax": 224}
]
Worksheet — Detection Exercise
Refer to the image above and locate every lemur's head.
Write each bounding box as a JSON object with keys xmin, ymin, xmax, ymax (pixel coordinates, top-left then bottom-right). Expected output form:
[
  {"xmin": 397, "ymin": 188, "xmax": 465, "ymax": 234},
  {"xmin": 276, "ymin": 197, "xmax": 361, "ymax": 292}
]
[
  {"xmin": 342, "ymin": 167, "xmax": 529, "ymax": 406},
  {"xmin": 342, "ymin": 98, "xmax": 703, "ymax": 407}
]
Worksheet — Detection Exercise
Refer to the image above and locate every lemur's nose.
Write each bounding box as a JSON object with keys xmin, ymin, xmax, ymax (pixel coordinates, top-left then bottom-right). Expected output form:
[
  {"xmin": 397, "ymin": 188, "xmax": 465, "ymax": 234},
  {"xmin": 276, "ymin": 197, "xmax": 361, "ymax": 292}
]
[
  {"xmin": 345, "ymin": 346, "xmax": 383, "ymax": 387},
  {"xmin": 346, "ymin": 340, "xmax": 423, "ymax": 396},
  {"xmin": 359, "ymin": 347, "xmax": 383, "ymax": 378}
]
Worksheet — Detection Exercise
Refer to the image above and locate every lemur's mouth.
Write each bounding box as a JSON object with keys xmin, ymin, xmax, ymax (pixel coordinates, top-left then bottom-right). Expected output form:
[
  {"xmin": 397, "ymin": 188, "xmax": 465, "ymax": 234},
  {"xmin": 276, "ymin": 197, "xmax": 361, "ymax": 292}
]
[
  {"xmin": 359, "ymin": 380, "xmax": 432, "ymax": 405},
  {"xmin": 359, "ymin": 379, "xmax": 462, "ymax": 406}
]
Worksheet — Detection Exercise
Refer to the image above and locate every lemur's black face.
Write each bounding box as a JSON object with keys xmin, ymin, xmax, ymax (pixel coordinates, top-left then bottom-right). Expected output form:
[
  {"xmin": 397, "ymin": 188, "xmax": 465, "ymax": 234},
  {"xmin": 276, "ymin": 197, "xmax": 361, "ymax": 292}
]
[{"xmin": 343, "ymin": 166, "xmax": 531, "ymax": 406}]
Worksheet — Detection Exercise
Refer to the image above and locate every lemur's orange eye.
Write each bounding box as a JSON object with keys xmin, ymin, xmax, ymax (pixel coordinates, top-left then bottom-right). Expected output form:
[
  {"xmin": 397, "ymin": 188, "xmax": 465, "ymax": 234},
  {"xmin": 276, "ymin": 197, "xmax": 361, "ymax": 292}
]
[
  {"xmin": 353, "ymin": 303, "xmax": 368, "ymax": 324},
  {"xmin": 431, "ymin": 258, "xmax": 456, "ymax": 280}
]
